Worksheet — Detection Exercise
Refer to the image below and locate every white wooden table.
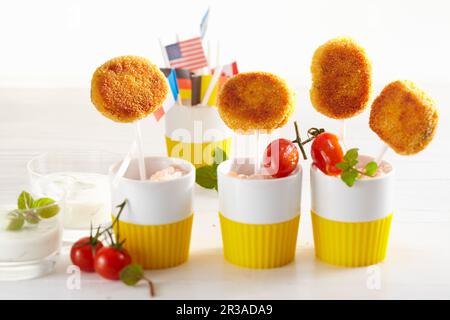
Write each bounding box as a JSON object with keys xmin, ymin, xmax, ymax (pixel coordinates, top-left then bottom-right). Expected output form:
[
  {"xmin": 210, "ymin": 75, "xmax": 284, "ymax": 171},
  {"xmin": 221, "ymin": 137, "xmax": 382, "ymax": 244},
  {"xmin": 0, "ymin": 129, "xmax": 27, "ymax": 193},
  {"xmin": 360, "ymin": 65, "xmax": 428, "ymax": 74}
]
[{"xmin": 0, "ymin": 87, "xmax": 449, "ymax": 300}]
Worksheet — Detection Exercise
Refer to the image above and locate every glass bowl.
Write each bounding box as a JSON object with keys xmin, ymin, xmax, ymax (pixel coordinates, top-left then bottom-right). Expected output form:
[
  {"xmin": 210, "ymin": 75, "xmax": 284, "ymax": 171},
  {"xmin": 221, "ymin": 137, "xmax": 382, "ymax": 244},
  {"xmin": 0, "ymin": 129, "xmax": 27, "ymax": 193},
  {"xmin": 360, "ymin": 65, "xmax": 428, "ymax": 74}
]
[
  {"xmin": 0, "ymin": 190, "xmax": 64, "ymax": 281},
  {"xmin": 27, "ymin": 151, "xmax": 122, "ymax": 242}
]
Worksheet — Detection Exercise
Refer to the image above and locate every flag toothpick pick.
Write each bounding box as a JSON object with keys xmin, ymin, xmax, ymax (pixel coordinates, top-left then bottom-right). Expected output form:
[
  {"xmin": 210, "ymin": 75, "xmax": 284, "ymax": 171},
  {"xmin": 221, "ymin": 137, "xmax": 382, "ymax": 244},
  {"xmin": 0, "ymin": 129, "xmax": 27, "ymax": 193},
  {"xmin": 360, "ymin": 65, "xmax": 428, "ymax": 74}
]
[
  {"xmin": 154, "ymin": 68, "xmax": 179, "ymax": 121},
  {"xmin": 165, "ymin": 37, "xmax": 208, "ymax": 71},
  {"xmin": 201, "ymin": 65, "xmax": 223, "ymax": 106}
]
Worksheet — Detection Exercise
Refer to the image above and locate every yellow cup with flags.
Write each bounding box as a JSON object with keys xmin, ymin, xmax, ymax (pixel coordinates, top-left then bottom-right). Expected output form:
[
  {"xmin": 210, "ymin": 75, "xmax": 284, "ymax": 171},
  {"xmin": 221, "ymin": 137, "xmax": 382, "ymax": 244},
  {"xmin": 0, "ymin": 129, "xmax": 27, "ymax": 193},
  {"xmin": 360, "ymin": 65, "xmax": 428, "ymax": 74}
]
[
  {"xmin": 109, "ymin": 157, "xmax": 195, "ymax": 269},
  {"xmin": 165, "ymin": 104, "xmax": 232, "ymax": 168},
  {"xmin": 217, "ymin": 159, "xmax": 302, "ymax": 269},
  {"xmin": 310, "ymin": 156, "xmax": 395, "ymax": 267}
]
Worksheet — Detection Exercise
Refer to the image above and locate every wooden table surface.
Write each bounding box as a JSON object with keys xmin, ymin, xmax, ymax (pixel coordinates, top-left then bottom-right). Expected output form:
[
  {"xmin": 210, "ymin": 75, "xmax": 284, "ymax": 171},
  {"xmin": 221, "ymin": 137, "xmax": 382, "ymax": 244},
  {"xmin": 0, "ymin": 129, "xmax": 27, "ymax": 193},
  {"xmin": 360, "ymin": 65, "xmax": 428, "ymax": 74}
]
[{"xmin": 0, "ymin": 86, "xmax": 449, "ymax": 299}]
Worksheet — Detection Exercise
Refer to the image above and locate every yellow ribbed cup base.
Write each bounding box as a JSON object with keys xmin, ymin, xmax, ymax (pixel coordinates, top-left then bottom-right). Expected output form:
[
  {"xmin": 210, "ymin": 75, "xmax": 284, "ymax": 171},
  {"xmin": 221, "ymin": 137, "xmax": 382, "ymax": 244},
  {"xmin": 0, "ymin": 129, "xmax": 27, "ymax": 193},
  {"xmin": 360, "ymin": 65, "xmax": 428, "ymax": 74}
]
[
  {"xmin": 311, "ymin": 212, "xmax": 393, "ymax": 267},
  {"xmin": 113, "ymin": 215, "xmax": 193, "ymax": 269},
  {"xmin": 219, "ymin": 213, "xmax": 300, "ymax": 269},
  {"xmin": 165, "ymin": 136, "xmax": 232, "ymax": 168}
]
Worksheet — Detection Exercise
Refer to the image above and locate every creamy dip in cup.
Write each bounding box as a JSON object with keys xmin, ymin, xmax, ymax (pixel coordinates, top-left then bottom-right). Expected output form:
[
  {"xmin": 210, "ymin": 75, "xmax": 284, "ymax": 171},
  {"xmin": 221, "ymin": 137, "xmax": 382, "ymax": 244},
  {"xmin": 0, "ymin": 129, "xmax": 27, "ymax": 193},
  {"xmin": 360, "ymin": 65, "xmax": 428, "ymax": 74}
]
[{"xmin": 0, "ymin": 199, "xmax": 63, "ymax": 281}]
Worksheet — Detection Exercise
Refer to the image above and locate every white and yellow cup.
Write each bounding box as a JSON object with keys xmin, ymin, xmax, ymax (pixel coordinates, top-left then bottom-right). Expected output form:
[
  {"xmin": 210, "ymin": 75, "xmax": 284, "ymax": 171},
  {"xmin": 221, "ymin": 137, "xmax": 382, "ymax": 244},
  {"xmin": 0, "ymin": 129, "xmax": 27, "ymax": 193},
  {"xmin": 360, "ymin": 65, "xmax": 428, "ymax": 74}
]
[
  {"xmin": 217, "ymin": 159, "xmax": 302, "ymax": 269},
  {"xmin": 165, "ymin": 105, "xmax": 232, "ymax": 168},
  {"xmin": 109, "ymin": 157, "xmax": 195, "ymax": 269},
  {"xmin": 310, "ymin": 157, "xmax": 394, "ymax": 267}
]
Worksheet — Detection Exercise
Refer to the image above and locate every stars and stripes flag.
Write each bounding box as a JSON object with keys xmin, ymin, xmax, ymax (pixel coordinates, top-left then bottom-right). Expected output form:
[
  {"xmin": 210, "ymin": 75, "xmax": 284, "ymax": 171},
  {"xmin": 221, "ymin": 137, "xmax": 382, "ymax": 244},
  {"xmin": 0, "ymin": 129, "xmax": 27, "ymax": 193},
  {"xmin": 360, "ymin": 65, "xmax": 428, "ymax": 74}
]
[
  {"xmin": 153, "ymin": 69, "xmax": 179, "ymax": 121},
  {"xmin": 165, "ymin": 37, "xmax": 208, "ymax": 71}
]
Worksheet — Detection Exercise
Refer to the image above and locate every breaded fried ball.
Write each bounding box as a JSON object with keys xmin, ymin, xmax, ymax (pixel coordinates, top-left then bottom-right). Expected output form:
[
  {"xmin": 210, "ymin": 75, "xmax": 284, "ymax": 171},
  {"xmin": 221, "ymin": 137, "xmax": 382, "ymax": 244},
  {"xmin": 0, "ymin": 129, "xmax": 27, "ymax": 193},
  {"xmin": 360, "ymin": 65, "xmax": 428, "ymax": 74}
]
[
  {"xmin": 217, "ymin": 72, "xmax": 295, "ymax": 132},
  {"xmin": 91, "ymin": 56, "xmax": 168, "ymax": 123},
  {"xmin": 369, "ymin": 80, "xmax": 438, "ymax": 155},
  {"xmin": 310, "ymin": 37, "xmax": 372, "ymax": 119},
  {"xmin": 275, "ymin": 100, "xmax": 295, "ymax": 129}
]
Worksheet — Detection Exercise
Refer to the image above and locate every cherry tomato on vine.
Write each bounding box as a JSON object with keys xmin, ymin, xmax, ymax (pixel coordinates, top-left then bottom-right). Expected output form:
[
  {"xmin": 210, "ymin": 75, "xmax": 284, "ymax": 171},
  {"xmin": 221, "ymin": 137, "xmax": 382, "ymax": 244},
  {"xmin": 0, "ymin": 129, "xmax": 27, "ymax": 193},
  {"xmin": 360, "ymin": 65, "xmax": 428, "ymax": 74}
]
[
  {"xmin": 263, "ymin": 138, "xmax": 299, "ymax": 178},
  {"xmin": 310, "ymin": 132, "xmax": 344, "ymax": 176},
  {"xmin": 70, "ymin": 237, "xmax": 104, "ymax": 272},
  {"xmin": 94, "ymin": 246, "xmax": 132, "ymax": 280}
]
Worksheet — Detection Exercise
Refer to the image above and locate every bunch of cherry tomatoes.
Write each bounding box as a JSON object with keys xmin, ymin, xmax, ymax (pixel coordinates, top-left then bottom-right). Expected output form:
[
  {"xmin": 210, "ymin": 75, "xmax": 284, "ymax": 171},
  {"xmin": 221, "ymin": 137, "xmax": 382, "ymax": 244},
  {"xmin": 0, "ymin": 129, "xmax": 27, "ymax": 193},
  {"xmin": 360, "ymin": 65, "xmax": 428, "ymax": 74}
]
[
  {"xmin": 70, "ymin": 202, "xmax": 132, "ymax": 281},
  {"xmin": 70, "ymin": 234, "xmax": 131, "ymax": 280},
  {"xmin": 263, "ymin": 123, "xmax": 344, "ymax": 178}
]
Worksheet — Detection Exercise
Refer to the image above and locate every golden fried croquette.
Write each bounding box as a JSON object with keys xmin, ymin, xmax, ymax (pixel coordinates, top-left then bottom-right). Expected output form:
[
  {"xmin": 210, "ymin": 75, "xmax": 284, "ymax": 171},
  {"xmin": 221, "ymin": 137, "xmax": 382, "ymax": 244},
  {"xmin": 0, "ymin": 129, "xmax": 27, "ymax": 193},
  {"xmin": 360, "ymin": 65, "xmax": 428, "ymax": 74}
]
[
  {"xmin": 217, "ymin": 72, "xmax": 295, "ymax": 132},
  {"xmin": 310, "ymin": 37, "xmax": 372, "ymax": 119},
  {"xmin": 275, "ymin": 99, "xmax": 295, "ymax": 129},
  {"xmin": 91, "ymin": 56, "xmax": 168, "ymax": 123},
  {"xmin": 369, "ymin": 80, "xmax": 438, "ymax": 155}
]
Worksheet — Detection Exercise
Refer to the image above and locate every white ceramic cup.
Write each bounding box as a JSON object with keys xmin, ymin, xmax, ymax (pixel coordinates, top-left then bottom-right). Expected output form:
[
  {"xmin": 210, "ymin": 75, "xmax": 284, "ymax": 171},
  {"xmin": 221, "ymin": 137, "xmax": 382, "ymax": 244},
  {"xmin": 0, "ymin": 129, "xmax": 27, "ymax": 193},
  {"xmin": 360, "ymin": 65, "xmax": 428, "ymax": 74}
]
[
  {"xmin": 108, "ymin": 156, "xmax": 195, "ymax": 269},
  {"xmin": 218, "ymin": 159, "xmax": 302, "ymax": 224},
  {"xmin": 310, "ymin": 155, "xmax": 395, "ymax": 267},
  {"xmin": 109, "ymin": 156, "xmax": 195, "ymax": 225},
  {"xmin": 310, "ymin": 156, "xmax": 394, "ymax": 223},
  {"xmin": 217, "ymin": 158, "xmax": 302, "ymax": 269}
]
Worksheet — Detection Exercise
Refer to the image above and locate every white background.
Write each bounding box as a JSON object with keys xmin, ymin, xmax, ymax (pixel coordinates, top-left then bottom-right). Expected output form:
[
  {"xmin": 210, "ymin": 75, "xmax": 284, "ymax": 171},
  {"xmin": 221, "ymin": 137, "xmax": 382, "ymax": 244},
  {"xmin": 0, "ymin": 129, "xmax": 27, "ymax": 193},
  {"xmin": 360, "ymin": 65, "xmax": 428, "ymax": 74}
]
[
  {"xmin": 1, "ymin": 0, "xmax": 450, "ymax": 299},
  {"xmin": 0, "ymin": 0, "xmax": 449, "ymax": 88}
]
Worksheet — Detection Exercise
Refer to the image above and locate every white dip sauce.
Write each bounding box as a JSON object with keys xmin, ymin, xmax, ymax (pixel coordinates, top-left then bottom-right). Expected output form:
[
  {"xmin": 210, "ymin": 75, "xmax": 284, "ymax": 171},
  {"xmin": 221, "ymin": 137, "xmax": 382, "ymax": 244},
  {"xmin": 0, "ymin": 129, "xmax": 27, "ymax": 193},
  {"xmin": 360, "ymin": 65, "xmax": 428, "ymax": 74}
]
[
  {"xmin": 0, "ymin": 207, "xmax": 62, "ymax": 262},
  {"xmin": 32, "ymin": 172, "xmax": 111, "ymax": 229}
]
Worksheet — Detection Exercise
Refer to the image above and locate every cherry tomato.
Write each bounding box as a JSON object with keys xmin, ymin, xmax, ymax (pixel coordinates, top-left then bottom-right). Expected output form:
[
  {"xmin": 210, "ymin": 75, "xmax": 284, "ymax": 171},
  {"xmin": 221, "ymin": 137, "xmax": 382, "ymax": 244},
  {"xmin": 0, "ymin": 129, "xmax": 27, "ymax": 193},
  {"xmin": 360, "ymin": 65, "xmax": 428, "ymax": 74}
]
[
  {"xmin": 263, "ymin": 138, "xmax": 299, "ymax": 178},
  {"xmin": 310, "ymin": 132, "xmax": 344, "ymax": 176},
  {"xmin": 70, "ymin": 237, "xmax": 104, "ymax": 272},
  {"xmin": 94, "ymin": 246, "xmax": 132, "ymax": 280}
]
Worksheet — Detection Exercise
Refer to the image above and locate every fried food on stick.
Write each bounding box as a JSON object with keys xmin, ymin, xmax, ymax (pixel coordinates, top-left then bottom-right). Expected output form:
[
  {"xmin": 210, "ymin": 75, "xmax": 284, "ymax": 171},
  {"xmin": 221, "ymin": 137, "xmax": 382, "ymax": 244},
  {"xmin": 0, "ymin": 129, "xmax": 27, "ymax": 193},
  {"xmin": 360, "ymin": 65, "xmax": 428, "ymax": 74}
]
[
  {"xmin": 369, "ymin": 80, "xmax": 438, "ymax": 155},
  {"xmin": 91, "ymin": 56, "xmax": 168, "ymax": 123},
  {"xmin": 310, "ymin": 37, "xmax": 372, "ymax": 119},
  {"xmin": 217, "ymin": 72, "xmax": 295, "ymax": 132}
]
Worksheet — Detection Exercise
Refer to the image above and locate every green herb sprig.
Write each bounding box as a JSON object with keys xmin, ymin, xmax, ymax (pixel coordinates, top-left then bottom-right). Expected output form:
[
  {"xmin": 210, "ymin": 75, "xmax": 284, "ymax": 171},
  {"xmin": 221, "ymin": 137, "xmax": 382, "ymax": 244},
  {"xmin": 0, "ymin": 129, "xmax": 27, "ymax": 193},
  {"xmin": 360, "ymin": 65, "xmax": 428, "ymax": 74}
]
[
  {"xmin": 336, "ymin": 148, "xmax": 379, "ymax": 187},
  {"xmin": 4, "ymin": 191, "xmax": 59, "ymax": 231},
  {"xmin": 196, "ymin": 147, "xmax": 228, "ymax": 191}
]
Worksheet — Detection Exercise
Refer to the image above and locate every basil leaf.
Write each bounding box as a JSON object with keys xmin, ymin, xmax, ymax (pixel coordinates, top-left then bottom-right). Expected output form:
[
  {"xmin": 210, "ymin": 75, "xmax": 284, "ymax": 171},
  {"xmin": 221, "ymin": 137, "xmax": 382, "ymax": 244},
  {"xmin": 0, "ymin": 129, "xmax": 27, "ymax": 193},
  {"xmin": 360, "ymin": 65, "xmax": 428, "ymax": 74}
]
[
  {"xmin": 196, "ymin": 165, "xmax": 218, "ymax": 190},
  {"xmin": 120, "ymin": 264, "xmax": 144, "ymax": 286},
  {"xmin": 344, "ymin": 148, "xmax": 359, "ymax": 162},
  {"xmin": 212, "ymin": 147, "xmax": 228, "ymax": 169},
  {"xmin": 335, "ymin": 162, "xmax": 349, "ymax": 170},
  {"xmin": 340, "ymin": 169, "xmax": 359, "ymax": 187},
  {"xmin": 347, "ymin": 159, "xmax": 358, "ymax": 168},
  {"xmin": 33, "ymin": 198, "xmax": 59, "ymax": 219},
  {"xmin": 5, "ymin": 210, "xmax": 25, "ymax": 231},
  {"xmin": 364, "ymin": 161, "xmax": 378, "ymax": 177},
  {"xmin": 18, "ymin": 191, "xmax": 34, "ymax": 210}
]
